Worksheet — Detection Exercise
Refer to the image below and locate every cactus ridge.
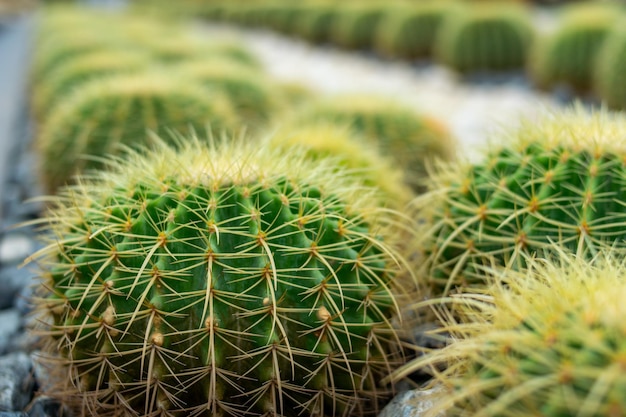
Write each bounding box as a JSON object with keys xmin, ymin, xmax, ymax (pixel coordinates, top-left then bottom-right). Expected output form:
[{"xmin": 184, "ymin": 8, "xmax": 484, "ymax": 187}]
[
  {"xmin": 31, "ymin": 138, "xmax": 414, "ymax": 417},
  {"xmin": 419, "ymin": 108, "xmax": 626, "ymax": 294}
]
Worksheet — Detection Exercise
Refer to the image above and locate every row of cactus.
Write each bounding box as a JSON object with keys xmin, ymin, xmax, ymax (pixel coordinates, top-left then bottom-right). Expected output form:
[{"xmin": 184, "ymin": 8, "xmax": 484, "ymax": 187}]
[
  {"xmin": 32, "ymin": 6, "xmax": 296, "ymax": 193},
  {"xmin": 196, "ymin": 0, "xmax": 626, "ymax": 109}
]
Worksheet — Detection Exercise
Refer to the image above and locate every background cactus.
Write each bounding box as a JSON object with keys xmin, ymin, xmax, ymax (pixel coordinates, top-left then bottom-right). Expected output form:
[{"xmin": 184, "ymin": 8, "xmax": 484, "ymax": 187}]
[
  {"xmin": 37, "ymin": 72, "xmax": 237, "ymax": 193},
  {"xmin": 331, "ymin": 5, "xmax": 387, "ymax": 50},
  {"xmin": 416, "ymin": 108, "xmax": 626, "ymax": 295},
  {"xmin": 374, "ymin": 3, "xmax": 449, "ymax": 60},
  {"xmin": 594, "ymin": 20, "xmax": 626, "ymax": 110},
  {"xmin": 389, "ymin": 252, "xmax": 626, "ymax": 416},
  {"xmin": 292, "ymin": 95, "xmax": 455, "ymax": 191},
  {"xmin": 177, "ymin": 60, "xmax": 284, "ymax": 129},
  {"xmin": 30, "ymin": 138, "xmax": 415, "ymax": 417},
  {"xmin": 32, "ymin": 49, "xmax": 149, "ymax": 121},
  {"xmin": 265, "ymin": 123, "xmax": 413, "ymax": 205},
  {"xmin": 295, "ymin": 4, "xmax": 340, "ymax": 44},
  {"xmin": 435, "ymin": 3, "xmax": 534, "ymax": 74},
  {"xmin": 529, "ymin": 4, "xmax": 617, "ymax": 93}
]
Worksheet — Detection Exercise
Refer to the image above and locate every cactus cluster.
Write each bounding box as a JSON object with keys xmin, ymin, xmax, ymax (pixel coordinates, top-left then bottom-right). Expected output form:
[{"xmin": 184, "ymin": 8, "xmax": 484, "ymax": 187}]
[
  {"xmin": 416, "ymin": 108, "xmax": 626, "ymax": 295},
  {"xmin": 31, "ymin": 138, "xmax": 416, "ymax": 417},
  {"xmin": 390, "ymin": 252, "xmax": 626, "ymax": 417}
]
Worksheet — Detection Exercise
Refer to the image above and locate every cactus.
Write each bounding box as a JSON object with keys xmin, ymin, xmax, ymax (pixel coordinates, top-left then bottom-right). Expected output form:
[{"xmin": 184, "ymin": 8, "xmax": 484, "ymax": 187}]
[
  {"xmin": 374, "ymin": 3, "xmax": 449, "ymax": 60},
  {"xmin": 594, "ymin": 20, "xmax": 626, "ymax": 110},
  {"xmin": 30, "ymin": 137, "xmax": 415, "ymax": 417},
  {"xmin": 265, "ymin": 123, "xmax": 413, "ymax": 205},
  {"xmin": 295, "ymin": 4, "xmax": 341, "ymax": 44},
  {"xmin": 331, "ymin": 5, "xmax": 387, "ymax": 51},
  {"xmin": 389, "ymin": 251, "xmax": 626, "ymax": 416},
  {"xmin": 32, "ymin": 50, "xmax": 149, "ymax": 121},
  {"xmin": 417, "ymin": 107, "xmax": 626, "ymax": 295},
  {"xmin": 530, "ymin": 5, "xmax": 617, "ymax": 92},
  {"xmin": 293, "ymin": 95, "xmax": 455, "ymax": 191},
  {"xmin": 37, "ymin": 72, "xmax": 238, "ymax": 193},
  {"xmin": 435, "ymin": 4, "xmax": 534, "ymax": 74},
  {"xmin": 177, "ymin": 60, "xmax": 282, "ymax": 128}
]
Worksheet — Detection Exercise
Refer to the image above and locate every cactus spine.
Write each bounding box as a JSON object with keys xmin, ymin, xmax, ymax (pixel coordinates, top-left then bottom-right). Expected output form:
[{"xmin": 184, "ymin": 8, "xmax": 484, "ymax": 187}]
[{"xmin": 30, "ymin": 138, "xmax": 416, "ymax": 417}]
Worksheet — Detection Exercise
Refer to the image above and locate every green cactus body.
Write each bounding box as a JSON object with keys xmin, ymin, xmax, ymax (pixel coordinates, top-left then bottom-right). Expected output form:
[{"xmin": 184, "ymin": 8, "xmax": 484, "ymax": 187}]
[
  {"xmin": 394, "ymin": 253, "xmax": 626, "ymax": 416},
  {"xmin": 31, "ymin": 139, "xmax": 413, "ymax": 417},
  {"xmin": 331, "ymin": 6, "xmax": 387, "ymax": 50},
  {"xmin": 594, "ymin": 21, "xmax": 626, "ymax": 110},
  {"xmin": 294, "ymin": 96, "xmax": 455, "ymax": 191},
  {"xmin": 177, "ymin": 60, "xmax": 282, "ymax": 128},
  {"xmin": 296, "ymin": 5, "xmax": 340, "ymax": 44},
  {"xmin": 435, "ymin": 4, "xmax": 533, "ymax": 73},
  {"xmin": 32, "ymin": 50, "xmax": 149, "ymax": 121},
  {"xmin": 419, "ymin": 108, "xmax": 626, "ymax": 295},
  {"xmin": 530, "ymin": 5, "xmax": 617, "ymax": 92},
  {"xmin": 374, "ymin": 3, "xmax": 449, "ymax": 60},
  {"xmin": 38, "ymin": 73, "xmax": 238, "ymax": 192}
]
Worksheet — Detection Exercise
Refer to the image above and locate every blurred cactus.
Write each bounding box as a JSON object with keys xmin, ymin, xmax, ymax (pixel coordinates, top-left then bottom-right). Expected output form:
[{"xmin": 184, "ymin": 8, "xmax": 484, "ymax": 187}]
[
  {"xmin": 331, "ymin": 5, "xmax": 387, "ymax": 50},
  {"xmin": 293, "ymin": 95, "xmax": 455, "ymax": 191},
  {"xmin": 594, "ymin": 20, "xmax": 626, "ymax": 110},
  {"xmin": 295, "ymin": 4, "xmax": 341, "ymax": 44},
  {"xmin": 30, "ymin": 138, "xmax": 416, "ymax": 417},
  {"xmin": 530, "ymin": 4, "xmax": 617, "ymax": 92},
  {"xmin": 37, "ymin": 73, "xmax": 237, "ymax": 192},
  {"xmin": 374, "ymin": 3, "xmax": 449, "ymax": 60},
  {"xmin": 435, "ymin": 4, "xmax": 534, "ymax": 74}
]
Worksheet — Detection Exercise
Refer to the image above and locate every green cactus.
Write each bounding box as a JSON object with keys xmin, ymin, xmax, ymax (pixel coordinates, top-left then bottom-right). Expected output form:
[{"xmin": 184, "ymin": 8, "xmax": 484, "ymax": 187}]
[
  {"xmin": 32, "ymin": 49, "xmax": 149, "ymax": 121},
  {"xmin": 594, "ymin": 20, "xmax": 626, "ymax": 110},
  {"xmin": 30, "ymin": 138, "xmax": 415, "ymax": 417},
  {"xmin": 295, "ymin": 4, "xmax": 341, "ymax": 44},
  {"xmin": 37, "ymin": 72, "xmax": 238, "ymax": 193},
  {"xmin": 374, "ymin": 3, "xmax": 450, "ymax": 60},
  {"xmin": 417, "ymin": 107, "xmax": 626, "ymax": 295},
  {"xmin": 265, "ymin": 123, "xmax": 414, "ymax": 205},
  {"xmin": 331, "ymin": 5, "xmax": 387, "ymax": 51},
  {"xmin": 293, "ymin": 95, "xmax": 455, "ymax": 191},
  {"xmin": 435, "ymin": 4, "xmax": 534, "ymax": 74},
  {"xmin": 177, "ymin": 60, "xmax": 283, "ymax": 128},
  {"xmin": 530, "ymin": 5, "xmax": 617, "ymax": 92},
  {"xmin": 389, "ymin": 251, "xmax": 626, "ymax": 417}
]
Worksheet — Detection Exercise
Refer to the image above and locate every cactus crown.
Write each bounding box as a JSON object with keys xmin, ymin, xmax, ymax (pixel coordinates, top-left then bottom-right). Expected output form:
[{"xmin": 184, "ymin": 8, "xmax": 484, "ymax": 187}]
[{"xmin": 31, "ymin": 137, "xmax": 415, "ymax": 417}]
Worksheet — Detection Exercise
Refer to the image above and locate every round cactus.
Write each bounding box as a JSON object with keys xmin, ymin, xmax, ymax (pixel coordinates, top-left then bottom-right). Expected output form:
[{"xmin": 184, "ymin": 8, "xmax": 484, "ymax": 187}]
[
  {"xmin": 293, "ymin": 95, "xmax": 455, "ymax": 191},
  {"xmin": 265, "ymin": 123, "xmax": 413, "ymax": 205},
  {"xmin": 37, "ymin": 72, "xmax": 238, "ymax": 193},
  {"xmin": 32, "ymin": 50, "xmax": 149, "ymax": 121},
  {"xmin": 331, "ymin": 5, "xmax": 387, "ymax": 51},
  {"xmin": 594, "ymin": 21, "xmax": 626, "ymax": 110},
  {"xmin": 435, "ymin": 4, "xmax": 534, "ymax": 74},
  {"xmin": 295, "ymin": 4, "xmax": 341, "ymax": 44},
  {"xmin": 177, "ymin": 60, "xmax": 283, "ymax": 128},
  {"xmin": 390, "ymin": 252, "xmax": 626, "ymax": 416},
  {"xmin": 530, "ymin": 5, "xmax": 617, "ymax": 92},
  {"xmin": 30, "ymin": 137, "xmax": 415, "ymax": 417},
  {"xmin": 374, "ymin": 3, "xmax": 449, "ymax": 60},
  {"xmin": 417, "ymin": 107, "xmax": 626, "ymax": 295}
]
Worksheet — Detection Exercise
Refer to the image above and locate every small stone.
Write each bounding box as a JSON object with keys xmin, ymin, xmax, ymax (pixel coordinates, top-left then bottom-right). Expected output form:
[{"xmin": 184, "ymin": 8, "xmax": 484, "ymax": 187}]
[
  {"xmin": 0, "ymin": 234, "xmax": 34, "ymax": 266},
  {"xmin": 0, "ymin": 352, "xmax": 35, "ymax": 412},
  {"xmin": 378, "ymin": 386, "xmax": 448, "ymax": 417},
  {"xmin": 25, "ymin": 396, "xmax": 67, "ymax": 417},
  {"xmin": 0, "ymin": 265, "xmax": 34, "ymax": 310},
  {"xmin": 0, "ymin": 309, "xmax": 22, "ymax": 355}
]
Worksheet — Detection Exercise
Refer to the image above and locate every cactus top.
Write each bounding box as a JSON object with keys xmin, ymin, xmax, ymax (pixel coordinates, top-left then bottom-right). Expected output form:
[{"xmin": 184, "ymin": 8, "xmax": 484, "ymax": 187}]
[{"xmin": 32, "ymin": 137, "xmax": 415, "ymax": 417}]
